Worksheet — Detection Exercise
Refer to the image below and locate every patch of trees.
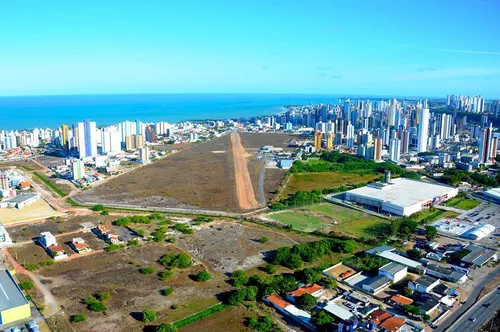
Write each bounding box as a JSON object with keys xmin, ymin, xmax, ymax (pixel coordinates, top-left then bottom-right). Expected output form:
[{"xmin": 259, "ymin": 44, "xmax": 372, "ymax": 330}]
[
  {"xmin": 344, "ymin": 253, "xmax": 389, "ymax": 273},
  {"xmin": 229, "ymin": 273, "xmax": 298, "ymax": 305},
  {"xmin": 272, "ymin": 239, "xmax": 357, "ymax": 269},
  {"xmin": 296, "ymin": 293, "xmax": 317, "ymax": 311},
  {"xmin": 442, "ymin": 168, "xmax": 500, "ymax": 187},
  {"xmin": 390, "ymin": 218, "xmax": 419, "ymax": 240},
  {"xmin": 425, "ymin": 225, "xmax": 437, "ymax": 240},
  {"xmin": 406, "ymin": 249, "xmax": 422, "ymax": 261},
  {"xmin": 247, "ymin": 315, "xmax": 279, "ymax": 332},
  {"xmin": 312, "ymin": 311, "xmax": 334, "ymax": 331},
  {"xmin": 114, "ymin": 213, "xmax": 166, "ymax": 227},
  {"xmin": 159, "ymin": 253, "xmax": 192, "ymax": 269},
  {"xmin": 449, "ymin": 249, "xmax": 471, "ymax": 264},
  {"xmin": 194, "ymin": 271, "xmax": 212, "ymax": 282}
]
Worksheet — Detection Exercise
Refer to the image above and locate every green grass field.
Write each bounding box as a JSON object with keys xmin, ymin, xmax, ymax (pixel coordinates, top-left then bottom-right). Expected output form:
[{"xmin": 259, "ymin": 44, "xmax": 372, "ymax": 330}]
[
  {"xmin": 267, "ymin": 202, "xmax": 390, "ymax": 238},
  {"xmin": 412, "ymin": 209, "xmax": 459, "ymax": 223},
  {"xmin": 268, "ymin": 211, "xmax": 327, "ymax": 232},
  {"xmin": 442, "ymin": 197, "xmax": 479, "ymax": 210},
  {"xmin": 282, "ymin": 172, "xmax": 380, "ymax": 197}
]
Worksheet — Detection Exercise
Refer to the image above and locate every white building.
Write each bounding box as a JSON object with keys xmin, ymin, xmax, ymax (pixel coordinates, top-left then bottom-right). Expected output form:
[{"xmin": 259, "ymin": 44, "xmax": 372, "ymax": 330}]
[
  {"xmin": 417, "ymin": 107, "xmax": 430, "ymax": 152},
  {"xmin": 378, "ymin": 262, "xmax": 407, "ymax": 283},
  {"xmin": 72, "ymin": 159, "xmax": 86, "ymax": 180},
  {"xmin": 40, "ymin": 231, "xmax": 57, "ymax": 248},
  {"xmin": 344, "ymin": 178, "xmax": 458, "ymax": 216},
  {"xmin": 389, "ymin": 139, "xmax": 401, "ymax": 162}
]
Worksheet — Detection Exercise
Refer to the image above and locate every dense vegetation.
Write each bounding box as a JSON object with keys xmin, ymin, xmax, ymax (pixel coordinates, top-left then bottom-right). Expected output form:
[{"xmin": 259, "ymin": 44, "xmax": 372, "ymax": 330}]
[{"xmin": 442, "ymin": 168, "xmax": 500, "ymax": 187}]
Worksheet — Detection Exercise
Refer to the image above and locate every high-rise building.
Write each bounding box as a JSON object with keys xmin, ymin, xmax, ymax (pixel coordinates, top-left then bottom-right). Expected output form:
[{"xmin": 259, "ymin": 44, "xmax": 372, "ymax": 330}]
[
  {"xmin": 478, "ymin": 123, "xmax": 494, "ymax": 164},
  {"xmin": 139, "ymin": 147, "xmax": 150, "ymax": 163},
  {"xmin": 430, "ymin": 134, "xmax": 441, "ymax": 151},
  {"xmin": 77, "ymin": 120, "xmax": 97, "ymax": 158},
  {"xmin": 314, "ymin": 131, "xmax": 322, "ymax": 150},
  {"xmin": 374, "ymin": 137, "xmax": 383, "ymax": 162},
  {"xmin": 60, "ymin": 124, "xmax": 70, "ymax": 151},
  {"xmin": 492, "ymin": 100, "xmax": 500, "ymax": 117},
  {"xmin": 389, "ymin": 139, "xmax": 400, "ymax": 162},
  {"xmin": 326, "ymin": 132, "xmax": 334, "ymax": 150},
  {"xmin": 401, "ymin": 129, "xmax": 410, "ymax": 153},
  {"xmin": 417, "ymin": 107, "xmax": 430, "ymax": 152},
  {"xmin": 72, "ymin": 160, "xmax": 85, "ymax": 180},
  {"xmin": 0, "ymin": 172, "xmax": 9, "ymax": 189},
  {"xmin": 125, "ymin": 135, "xmax": 145, "ymax": 151}
]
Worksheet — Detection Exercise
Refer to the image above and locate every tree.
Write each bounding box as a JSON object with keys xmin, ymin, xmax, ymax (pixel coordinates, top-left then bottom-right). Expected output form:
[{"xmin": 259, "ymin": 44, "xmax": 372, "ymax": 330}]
[
  {"xmin": 402, "ymin": 287, "xmax": 413, "ymax": 298},
  {"xmin": 195, "ymin": 271, "xmax": 212, "ymax": 282},
  {"xmin": 71, "ymin": 313, "xmax": 87, "ymax": 323},
  {"xmin": 263, "ymin": 264, "xmax": 276, "ymax": 275},
  {"xmin": 157, "ymin": 323, "xmax": 177, "ymax": 332},
  {"xmin": 296, "ymin": 268, "xmax": 321, "ymax": 284},
  {"xmin": 231, "ymin": 270, "xmax": 248, "ymax": 287},
  {"xmin": 311, "ymin": 310, "xmax": 333, "ymax": 330},
  {"xmin": 296, "ymin": 293, "xmax": 317, "ymax": 311},
  {"xmin": 92, "ymin": 204, "xmax": 106, "ymax": 211},
  {"xmin": 406, "ymin": 249, "xmax": 422, "ymax": 261},
  {"xmin": 319, "ymin": 277, "xmax": 337, "ymax": 289},
  {"xmin": 425, "ymin": 225, "xmax": 438, "ymax": 240},
  {"xmin": 161, "ymin": 288, "xmax": 173, "ymax": 296},
  {"xmin": 142, "ymin": 309, "xmax": 157, "ymax": 323},
  {"xmin": 404, "ymin": 304, "xmax": 421, "ymax": 316},
  {"xmin": 19, "ymin": 280, "xmax": 34, "ymax": 291},
  {"xmin": 159, "ymin": 270, "xmax": 174, "ymax": 280},
  {"xmin": 88, "ymin": 302, "xmax": 107, "ymax": 312}
]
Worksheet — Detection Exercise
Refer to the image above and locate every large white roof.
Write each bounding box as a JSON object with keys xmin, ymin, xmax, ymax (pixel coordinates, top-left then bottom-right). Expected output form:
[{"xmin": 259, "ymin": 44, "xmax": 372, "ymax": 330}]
[
  {"xmin": 484, "ymin": 188, "xmax": 500, "ymax": 200},
  {"xmin": 346, "ymin": 178, "xmax": 456, "ymax": 207},
  {"xmin": 323, "ymin": 303, "xmax": 353, "ymax": 321}
]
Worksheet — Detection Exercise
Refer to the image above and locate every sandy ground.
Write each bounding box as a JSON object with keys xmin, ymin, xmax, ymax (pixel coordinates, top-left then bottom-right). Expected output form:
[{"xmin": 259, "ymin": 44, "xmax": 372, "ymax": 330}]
[
  {"xmin": 0, "ymin": 199, "xmax": 63, "ymax": 224},
  {"xmin": 230, "ymin": 133, "xmax": 258, "ymax": 210}
]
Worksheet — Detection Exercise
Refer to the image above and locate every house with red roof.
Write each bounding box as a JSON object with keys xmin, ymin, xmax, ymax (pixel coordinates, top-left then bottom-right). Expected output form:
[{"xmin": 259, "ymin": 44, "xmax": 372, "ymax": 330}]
[{"xmin": 285, "ymin": 284, "xmax": 325, "ymax": 303}]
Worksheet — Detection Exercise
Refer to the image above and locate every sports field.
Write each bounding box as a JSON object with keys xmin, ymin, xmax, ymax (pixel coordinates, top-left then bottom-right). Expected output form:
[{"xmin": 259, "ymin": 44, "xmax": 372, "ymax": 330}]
[
  {"xmin": 442, "ymin": 196, "xmax": 479, "ymax": 210},
  {"xmin": 282, "ymin": 172, "xmax": 379, "ymax": 197},
  {"xmin": 0, "ymin": 199, "xmax": 63, "ymax": 224},
  {"xmin": 267, "ymin": 203, "xmax": 390, "ymax": 237}
]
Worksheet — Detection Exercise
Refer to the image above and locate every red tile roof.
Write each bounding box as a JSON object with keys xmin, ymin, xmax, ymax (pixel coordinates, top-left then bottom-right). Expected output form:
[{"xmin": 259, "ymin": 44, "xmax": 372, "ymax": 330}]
[
  {"xmin": 287, "ymin": 284, "xmax": 324, "ymax": 297},
  {"xmin": 48, "ymin": 245, "xmax": 64, "ymax": 252},
  {"xmin": 370, "ymin": 310, "xmax": 393, "ymax": 324},
  {"xmin": 73, "ymin": 242, "xmax": 89, "ymax": 249},
  {"xmin": 391, "ymin": 295, "xmax": 413, "ymax": 306},
  {"xmin": 380, "ymin": 316, "xmax": 405, "ymax": 332},
  {"xmin": 266, "ymin": 295, "xmax": 291, "ymax": 309}
]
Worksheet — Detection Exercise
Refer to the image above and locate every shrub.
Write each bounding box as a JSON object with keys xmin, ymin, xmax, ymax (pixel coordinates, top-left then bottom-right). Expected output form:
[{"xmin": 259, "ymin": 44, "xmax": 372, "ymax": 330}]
[
  {"xmin": 19, "ymin": 280, "xmax": 34, "ymax": 291},
  {"xmin": 161, "ymin": 288, "xmax": 174, "ymax": 296},
  {"xmin": 71, "ymin": 313, "xmax": 87, "ymax": 323},
  {"xmin": 159, "ymin": 253, "xmax": 192, "ymax": 269},
  {"xmin": 231, "ymin": 270, "xmax": 248, "ymax": 287},
  {"xmin": 96, "ymin": 291, "xmax": 111, "ymax": 302},
  {"xmin": 84, "ymin": 295, "xmax": 99, "ymax": 305},
  {"xmin": 257, "ymin": 236, "xmax": 269, "ymax": 243},
  {"xmin": 151, "ymin": 230, "xmax": 166, "ymax": 242},
  {"xmin": 263, "ymin": 264, "xmax": 276, "ymax": 275},
  {"xmin": 39, "ymin": 260, "xmax": 55, "ymax": 267},
  {"xmin": 127, "ymin": 239, "xmax": 139, "ymax": 246},
  {"xmin": 105, "ymin": 244, "xmax": 125, "ymax": 252},
  {"xmin": 88, "ymin": 302, "xmax": 107, "ymax": 312},
  {"xmin": 100, "ymin": 210, "xmax": 109, "ymax": 216},
  {"xmin": 140, "ymin": 267, "xmax": 156, "ymax": 275},
  {"xmin": 195, "ymin": 271, "xmax": 212, "ymax": 282},
  {"xmin": 142, "ymin": 309, "xmax": 157, "ymax": 323},
  {"xmin": 25, "ymin": 294, "xmax": 33, "ymax": 301},
  {"xmin": 159, "ymin": 270, "xmax": 174, "ymax": 280},
  {"xmin": 24, "ymin": 263, "xmax": 39, "ymax": 271},
  {"xmin": 157, "ymin": 323, "xmax": 177, "ymax": 332}
]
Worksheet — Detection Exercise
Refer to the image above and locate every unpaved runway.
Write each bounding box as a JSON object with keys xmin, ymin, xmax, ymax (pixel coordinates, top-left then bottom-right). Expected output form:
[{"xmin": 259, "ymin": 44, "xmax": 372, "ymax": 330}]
[{"xmin": 230, "ymin": 133, "xmax": 259, "ymax": 210}]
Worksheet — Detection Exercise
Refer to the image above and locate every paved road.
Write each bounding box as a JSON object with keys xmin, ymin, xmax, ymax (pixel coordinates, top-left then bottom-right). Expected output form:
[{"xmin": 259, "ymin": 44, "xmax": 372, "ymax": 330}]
[
  {"xmin": 434, "ymin": 266, "xmax": 499, "ymax": 332},
  {"xmin": 448, "ymin": 287, "xmax": 500, "ymax": 332}
]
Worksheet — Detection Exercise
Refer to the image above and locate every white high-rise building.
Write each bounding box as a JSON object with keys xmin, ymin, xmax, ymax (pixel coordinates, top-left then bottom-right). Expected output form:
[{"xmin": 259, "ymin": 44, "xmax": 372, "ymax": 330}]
[
  {"xmin": 346, "ymin": 123, "xmax": 355, "ymax": 148},
  {"xmin": 389, "ymin": 139, "xmax": 401, "ymax": 162},
  {"xmin": 77, "ymin": 120, "xmax": 98, "ymax": 159},
  {"xmin": 72, "ymin": 159, "xmax": 85, "ymax": 180},
  {"xmin": 417, "ymin": 107, "xmax": 430, "ymax": 152}
]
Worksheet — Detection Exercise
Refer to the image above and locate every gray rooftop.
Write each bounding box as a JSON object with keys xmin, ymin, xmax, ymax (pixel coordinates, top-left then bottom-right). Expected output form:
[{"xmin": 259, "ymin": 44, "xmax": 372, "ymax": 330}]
[
  {"xmin": 380, "ymin": 262, "xmax": 407, "ymax": 275},
  {"xmin": 462, "ymin": 245, "xmax": 497, "ymax": 266},
  {"xmin": 364, "ymin": 275, "xmax": 391, "ymax": 290},
  {"xmin": 0, "ymin": 270, "xmax": 29, "ymax": 311},
  {"xmin": 414, "ymin": 275, "xmax": 439, "ymax": 287},
  {"xmin": 365, "ymin": 245, "xmax": 395, "ymax": 255},
  {"xmin": 6, "ymin": 193, "xmax": 38, "ymax": 204}
]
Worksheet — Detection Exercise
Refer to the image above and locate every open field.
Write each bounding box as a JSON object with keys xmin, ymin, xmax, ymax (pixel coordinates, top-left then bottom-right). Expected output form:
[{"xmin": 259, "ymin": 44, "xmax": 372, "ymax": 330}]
[
  {"xmin": 442, "ymin": 196, "xmax": 480, "ymax": 210},
  {"xmin": 0, "ymin": 160, "xmax": 44, "ymax": 171},
  {"xmin": 231, "ymin": 133, "xmax": 259, "ymax": 210},
  {"xmin": 179, "ymin": 305, "xmax": 252, "ymax": 332},
  {"xmin": 6, "ymin": 213, "xmax": 118, "ymax": 242},
  {"xmin": 0, "ymin": 199, "xmax": 63, "ymax": 224},
  {"xmin": 412, "ymin": 208, "xmax": 459, "ymax": 223},
  {"xmin": 29, "ymin": 243, "xmax": 232, "ymax": 332},
  {"xmin": 282, "ymin": 172, "xmax": 380, "ymax": 197},
  {"xmin": 266, "ymin": 203, "xmax": 390, "ymax": 237},
  {"xmin": 76, "ymin": 134, "xmax": 285, "ymax": 212},
  {"xmin": 239, "ymin": 133, "xmax": 298, "ymax": 151},
  {"xmin": 177, "ymin": 222, "xmax": 315, "ymax": 273}
]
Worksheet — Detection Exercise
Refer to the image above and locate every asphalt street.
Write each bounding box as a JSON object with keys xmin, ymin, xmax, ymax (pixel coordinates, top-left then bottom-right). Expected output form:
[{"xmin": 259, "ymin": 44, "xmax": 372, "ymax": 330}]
[
  {"xmin": 434, "ymin": 267, "xmax": 499, "ymax": 332},
  {"xmin": 448, "ymin": 287, "xmax": 500, "ymax": 332}
]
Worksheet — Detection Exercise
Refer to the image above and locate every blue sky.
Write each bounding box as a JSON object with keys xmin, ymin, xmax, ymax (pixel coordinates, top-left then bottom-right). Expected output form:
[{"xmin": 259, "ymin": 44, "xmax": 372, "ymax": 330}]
[{"xmin": 1, "ymin": 0, "xmax": 499, "ymax": 97}]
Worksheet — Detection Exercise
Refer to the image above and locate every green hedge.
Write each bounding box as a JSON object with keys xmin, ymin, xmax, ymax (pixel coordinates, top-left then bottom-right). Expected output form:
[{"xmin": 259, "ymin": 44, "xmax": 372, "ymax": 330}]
[
  {"xmin": 173, "ymin": 303, "xmax": 227, "ymax": 328},
  {"xmin": 33, "ymin": 171, "xmax": 67, "ymax": 197}
]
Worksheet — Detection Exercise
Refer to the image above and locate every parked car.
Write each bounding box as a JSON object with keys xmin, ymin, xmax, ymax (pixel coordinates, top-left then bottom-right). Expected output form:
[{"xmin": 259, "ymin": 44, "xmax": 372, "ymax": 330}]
[{"xmin": 469, "ymin": 317, "xmax": 477, "ymax": 322}]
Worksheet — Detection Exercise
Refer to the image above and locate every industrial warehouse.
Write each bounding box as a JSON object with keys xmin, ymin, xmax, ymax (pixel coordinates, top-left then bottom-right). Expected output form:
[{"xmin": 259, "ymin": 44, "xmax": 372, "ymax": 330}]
[
  {"xmin": 0, "ymin": 270, "xmax": 31, "ymax": 325},
  {"xmin": 344, "ymin": 172, "xmax": 458, "ymax": 216}
]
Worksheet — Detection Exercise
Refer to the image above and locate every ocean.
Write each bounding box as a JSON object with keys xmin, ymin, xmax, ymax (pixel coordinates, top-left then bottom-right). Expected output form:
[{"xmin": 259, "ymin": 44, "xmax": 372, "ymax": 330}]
[{"xmin": 0, "ymin": 93, "xmax": 381, "ymax": 130}]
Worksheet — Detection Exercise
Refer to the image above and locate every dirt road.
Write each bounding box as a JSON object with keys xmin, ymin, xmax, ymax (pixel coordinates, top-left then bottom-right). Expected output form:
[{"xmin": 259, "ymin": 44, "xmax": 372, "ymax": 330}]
[{"xmin": 230, "ymin": 133, "xmax": 259, "ymax": 210}]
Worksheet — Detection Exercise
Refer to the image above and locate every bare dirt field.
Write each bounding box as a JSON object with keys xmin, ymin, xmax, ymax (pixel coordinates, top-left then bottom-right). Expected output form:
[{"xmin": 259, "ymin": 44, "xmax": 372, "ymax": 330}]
[
  {"xmin": 6, "ymin": 213, "xmax": 117, "ymax": 243},
  {"xmin": 180, "ymin": 305, "xmax": 252, "ymax": 332},
  {"xmin": 238, "ymin": 133, "xmax": 298, "ymax": 151},
  {"xmin": 33, "ymin": 243, "xmax": 231, "ymax": 332},
  {"xmin": 177, "ymin": 222, "xmax": 316, "ymax": 273},
  {"xmin": 230, "ymin": 133, "xmax": 258, "ymax": 210},
  {"xmin": 76, "ymin": 135, "xmax": 242, "ymax": 212}
]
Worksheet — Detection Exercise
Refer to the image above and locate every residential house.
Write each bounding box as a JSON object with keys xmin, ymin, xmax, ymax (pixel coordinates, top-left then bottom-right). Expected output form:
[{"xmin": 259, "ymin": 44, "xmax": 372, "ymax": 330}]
[
  {"xmin": 426, "ymin": 263, "xmax": 468, "ymax": 283},
  {"xmin": 285, "ymin": 284, "xmax": 325, "ymax": 303},
  {"xmin": 409, "ymin": 275, "xmax": 440, "ymax": 293},
  {"xmin": 106, "ymin": 231, "xmax": 122, "ymax": 244},
  {"xmin": 71, "ymin": 238, "xmax": 91, "ymax": 254},
  {"xmin": 362, "ymin": 275, "xmax": 392, "ymax": 294},
  {"xmin": 391, "ymin": 295, "xmax": 414, "ymax": 307},
  {"xmin": 40, "ymin": 232, "xmax": 57, "ymax": 248}
]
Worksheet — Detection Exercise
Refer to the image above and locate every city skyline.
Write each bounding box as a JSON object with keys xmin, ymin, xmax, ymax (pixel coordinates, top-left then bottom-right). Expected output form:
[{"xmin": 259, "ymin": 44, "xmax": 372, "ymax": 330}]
[{"xmin": 1, "ymin": 0, "xmax": 500, "ymax": 97}]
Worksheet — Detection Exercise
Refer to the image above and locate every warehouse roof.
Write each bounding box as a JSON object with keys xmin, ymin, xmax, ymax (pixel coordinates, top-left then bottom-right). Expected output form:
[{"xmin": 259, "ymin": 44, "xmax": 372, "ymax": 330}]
[
  {"xmin": 413, "ymin": 275, "xmax": 439, "ymax": 288},
  {"xmin": 364, "ymin": 275, "xmax": 391, "ymax": 290},
  {"xmin": 323, "ymin": 303, "xmax": 353, "ymax": 321},
  {"xmin": 380, "ymin": 262, "xmax": 407, "ymax": 275},
  {"xmin": 377, "ymin": 250, "xmax": 423, "ymax": 269},
  {"xmin": 461, "ymin": 245, "xmax": 497, "ymax": 266},
  {"xmin": 6, "ymin": 193, "xmax": 39, "ymax": 204},
  {"xmin": 346, "ymin": 178, "xmax": 456, "ymax": 208},
  {"xmin": 0, "ymin": 270, "xmax": 29, "ymax": 311}
]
